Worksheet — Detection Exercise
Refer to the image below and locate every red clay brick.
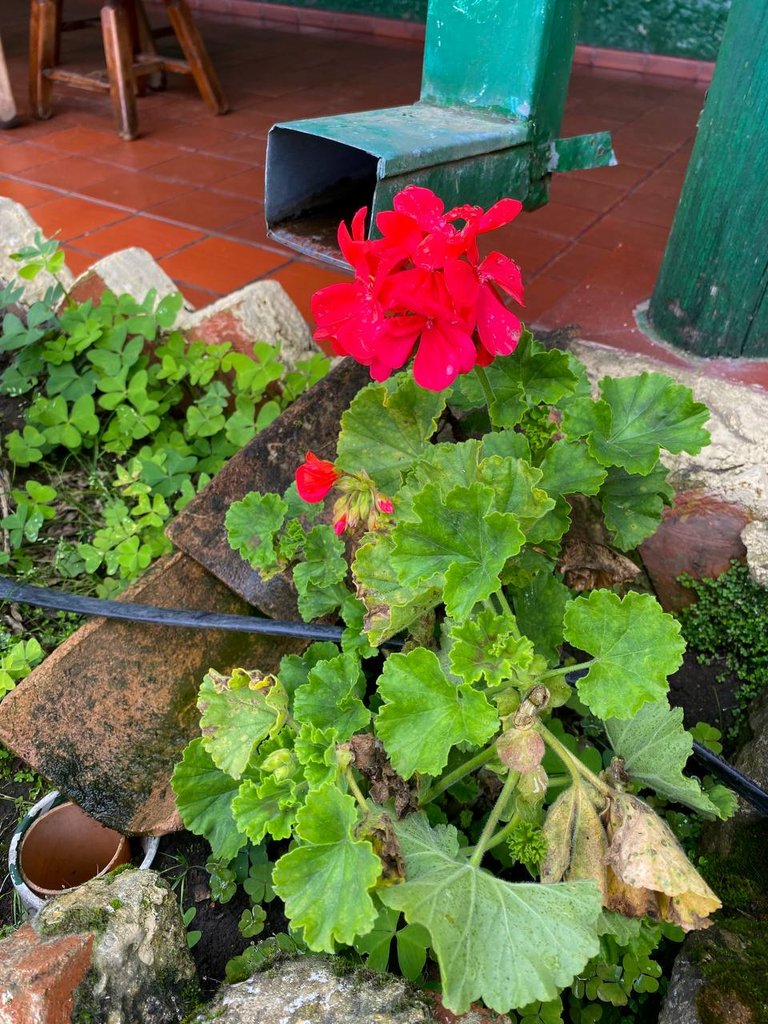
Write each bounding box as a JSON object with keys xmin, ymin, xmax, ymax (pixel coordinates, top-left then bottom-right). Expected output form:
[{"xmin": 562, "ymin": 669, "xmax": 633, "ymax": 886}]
[{"xmin": 0, "ymin": 924, "xmax": 93, "ymax": 1024}]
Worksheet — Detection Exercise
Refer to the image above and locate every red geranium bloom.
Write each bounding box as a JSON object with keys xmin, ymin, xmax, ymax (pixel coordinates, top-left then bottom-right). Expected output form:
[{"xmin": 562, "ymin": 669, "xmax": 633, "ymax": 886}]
[{"xmin": 295, "ymin": 452, "xmax": 340, "ymax": 503}]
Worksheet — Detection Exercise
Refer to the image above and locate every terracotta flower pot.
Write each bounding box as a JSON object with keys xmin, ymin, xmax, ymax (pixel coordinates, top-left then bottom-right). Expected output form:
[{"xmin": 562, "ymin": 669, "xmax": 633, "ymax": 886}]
[{"xmin": 9, "ymin": 791, "xmax": 160, "ymax": 915}]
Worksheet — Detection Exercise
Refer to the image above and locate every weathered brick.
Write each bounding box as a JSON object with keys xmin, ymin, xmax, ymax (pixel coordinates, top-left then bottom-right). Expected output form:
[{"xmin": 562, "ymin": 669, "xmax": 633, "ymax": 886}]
[{"xmin": 0, "ymin": 923, "xmax": 93, "ymax": 1024}]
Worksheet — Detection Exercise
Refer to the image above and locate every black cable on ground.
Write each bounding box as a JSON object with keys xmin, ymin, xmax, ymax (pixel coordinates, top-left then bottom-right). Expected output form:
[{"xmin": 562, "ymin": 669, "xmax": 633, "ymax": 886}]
[{"xmin": 2, "ymin": 577, "xmax": 766, "ymax": 814}]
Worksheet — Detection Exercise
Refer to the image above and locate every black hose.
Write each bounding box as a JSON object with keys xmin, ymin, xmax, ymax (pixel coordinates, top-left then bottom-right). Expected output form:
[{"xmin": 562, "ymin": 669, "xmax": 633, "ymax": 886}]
[{"xmin": 2, "ymin": 577, "xmax": 766, "ymax": 814}]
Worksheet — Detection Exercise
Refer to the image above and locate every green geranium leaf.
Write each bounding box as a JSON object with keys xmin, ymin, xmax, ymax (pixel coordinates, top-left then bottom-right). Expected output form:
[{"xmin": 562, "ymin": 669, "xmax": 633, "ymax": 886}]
[
  {"xmin": 336, "ymin": 376, "xmax": 445, "ymax": 492},
  {"xmin": 479, "ymin": 455, "xmax": 554, "ymax": 535},
  {"xmin": 599, "ymin": 464, "xmax": 675, "ymax": 551},
  {"xmin": 171, "ymin": 738, "xmax": 246, "ymax": 863},
  {"xmin": 272, "ymin": 784, "xmax": 381, "ymax": 950},
  {"xmin": 538, "ymin": 440, "xmax": 607, "ymax": 497},
  {"xmin": 293, "ymin": 525, "xmax": 348, "ymax": 594},
  {"xmin": 376, "ymin": 649, "xmax": 499, "ymax": 778},
  {"xmin": 481, "ymin": 428, "xmax": 532, "ymax": 463},
  {"xmin": 293, "ymin": 652, "xmax": 370, "ymax": 740},
  {"xmin": 295, "ymin": 723, "xmax": 339, "ymax": 788},
  {"xmin": 380, "ymin": 814, "xmax": 601, "ymax": 1014},
  {"xmin": 391, "ymin": 483, "xmax": 524, "ymax": 621},
  {"xmin": 563, "ymin": 591, "xmax": 685, "ymax": 719},
  {"xmin": 198, "ymin": 668, "xmax": 289, "ymax": 779},
  {"xmin": 396, "ymin": 440, "xmax": 483, "ymax": 520},
  {"xmin": 353, "ymin": 533, "xmax": 442, "ymax": 645},
  {"xmin": 587, "ymin": 373, "xmax": 710, "ymax": 475},
  {"xmin": 225, "ymin": 492, "xmax": 287, "ymax": 577},
  {"xmin": 448, "ymin": 608, "xmax": 535, "ymax": 689},
  {"xmin": 605, "ymin": 700, "xmax": 723, "ymax": 818},
  {"xmin": 278, "ymin": 642, "xmax": 341, "ymax": 702},
  {"xmin": 485, "ymin": 334, "xmax": 579, "ymax": 429},
  {"xmin": 510, "ymin": 569, "xmax": 572, "ymax": 664},
  {"xmin": 232, "ymin": 775, "xmax": 302, "ymax": 843}
]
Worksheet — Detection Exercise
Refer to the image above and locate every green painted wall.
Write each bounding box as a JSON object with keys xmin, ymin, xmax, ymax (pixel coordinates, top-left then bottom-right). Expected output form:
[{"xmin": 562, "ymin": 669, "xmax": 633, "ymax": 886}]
[{"xmin": 254, "ymin": 0, "xmax": 730, "ymax": 60}]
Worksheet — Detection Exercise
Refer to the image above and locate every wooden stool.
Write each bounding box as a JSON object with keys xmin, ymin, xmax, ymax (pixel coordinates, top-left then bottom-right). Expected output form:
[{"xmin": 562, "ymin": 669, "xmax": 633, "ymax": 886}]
[
  {"xmin": 29, "ymin": 0, "xmax": 228, "ymax": 140},
  {"xmin": 0, "ymin": 33, "xmax": 19, "ymax": 128}
]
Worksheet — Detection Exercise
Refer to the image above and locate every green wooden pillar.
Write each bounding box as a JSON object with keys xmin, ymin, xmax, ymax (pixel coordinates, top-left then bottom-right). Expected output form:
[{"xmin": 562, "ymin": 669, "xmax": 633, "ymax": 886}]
[{"xmin": 647, "ymin": 0, "xmax": 768, "ymax": 357}]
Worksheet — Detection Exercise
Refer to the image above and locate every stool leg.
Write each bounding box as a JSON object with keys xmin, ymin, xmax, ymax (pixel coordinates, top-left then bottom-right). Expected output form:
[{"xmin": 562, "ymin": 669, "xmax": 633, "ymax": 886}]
[
  {"xmin": 29, "ymin": 0, "xmax": 59, "ymax": 120},
  {"xmin": 101, "ymin": 0, "xmax": 139, "ymax": 140},
  {"xmin": 162, "ymin": 0, "xmax": 228, "ymax": 115}
]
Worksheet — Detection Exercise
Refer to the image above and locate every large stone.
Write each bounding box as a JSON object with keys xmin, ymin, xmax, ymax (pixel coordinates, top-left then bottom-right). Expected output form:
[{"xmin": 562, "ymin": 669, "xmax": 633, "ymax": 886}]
[
  {"xmin": 0, "ymin": 552, "xmax": 304, "ymax": 834},
  {"xmin": 167, "ymin": 357, "xmax": 369, "ymax": 617},
  {"xmin": 177, "ymin": 279, "xmax": 316, "ymax": 369},
  {"xmin": 0, "ymin": 197, "xmax": 74, "ymax": 304},
  {"xmin": 190, "ymin": 954, "xmax": 432, "ymax": 1024},
  {"xmin": 0, "ymin": 924, "xmax": 93, "ymax": 1024},
  {"xmin": 67, "ymin": 247, "xmax": 184, "ymax": 309},
  {"xmin": 741, "ymin": 520, "xmax": 768, "ymax": 588},
  {"xmin": 565, "ymin": 339, "xmax": 768, "ymax": 609},
  {"xmin": 35, "ymin": 868, "xmax": 199, "ymax": 1024}
]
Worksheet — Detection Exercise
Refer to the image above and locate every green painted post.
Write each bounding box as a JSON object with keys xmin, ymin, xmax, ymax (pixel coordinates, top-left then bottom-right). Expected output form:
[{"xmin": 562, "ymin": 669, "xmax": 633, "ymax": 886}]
[{"xmin": 647, "ymin": 0, "xmax": 768, "ymax": 357}]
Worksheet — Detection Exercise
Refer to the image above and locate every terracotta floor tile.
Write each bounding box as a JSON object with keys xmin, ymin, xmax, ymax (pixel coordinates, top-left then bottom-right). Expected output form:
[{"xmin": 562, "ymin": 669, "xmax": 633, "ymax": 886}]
[
  {"xmin": 155, "ymin": 123, "xmax": 243, "ymax": 154},
  {"xmin": 22, "ymin": 155, "xmax": 118, "ymax": 190},
  {"xmin": 213, "ymin": 167, "xmax": 265, "ymax": 201},
  {"xmin": 522, "ymin": 201, "xmax": 600, "ymax": 239},
  {"xmin": 612, "ymin": 192, "xmax": 681, "ymax": 228},
  {"xmin": 0, "ymin": 144, "xmax": 58, "ymax": 173},
  {"xmin": 181, "ymin": 284, "xmax": 221, "ymax": 309},
  {"xmin": 149, "ymin": 191, "xmax": 263, "ymax": 232},
  {"xmin": 148, "ymin": 154, "xmax": 254, "ymax": 185},
  {"xmin": 634, "ymin": 168, "xmax": 688, "ymax": 199},
  {"xmin": 521, "ymin": 276, "xmax": 576, "ymax": 324},
  {"xmin": 63, "ymin": 245, "xmax": 100, "ymax": 278},
  {"xmin": 580, "ymin": 214, "xmax": 672, "ymax": 253},
  {"xmin": 78, "ymin": 216, "xmax": 203, "ymax": 259},
  {"xmin": 545, "ymin": 243, "xmax": 613, "ymax": 285},
  {"xmin": 93, "ymin": 139, "xmax": 189, "ymax": 170},
  {"xmin": 548, "ymin": 176, "xmax": 626, "ymax": 214},
  {"xmin": 570, "ymin": 162, "xmax": 650, "ymax": 189},
  {"xmin": 267, "ymin": 259, "xmax": 351, "ymax": 323},
  {"xmin": 36, "ymin": 126, "xmax": 121, "ymax": 154},
  {"xmin": 160, "ymin": 237, "xmax": 288, "ymax": 294},
  {"xmin": 218, "ymin": 136, "xmax": 269, "ymax": 162},
  {"xmin": 80, "ymin": 171, "xmax": 194, "ymax": 209},
  {"xmin": 0, "ymin": 179, "xmax": 61, "ymax": 208},
  {"xmin": 483, "ymin": 225, "xmax": 567, "ymax": 277},
  {"xmin": 32, "ymin": 197, "xmax": 128, "ymax": 243}
]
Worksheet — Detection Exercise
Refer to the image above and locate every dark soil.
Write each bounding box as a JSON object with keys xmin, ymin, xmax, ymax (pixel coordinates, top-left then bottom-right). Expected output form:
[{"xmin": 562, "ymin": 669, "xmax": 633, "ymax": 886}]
[{"xmin": 669, "ymin": 651, "xmax": 741, "ymax": 735}]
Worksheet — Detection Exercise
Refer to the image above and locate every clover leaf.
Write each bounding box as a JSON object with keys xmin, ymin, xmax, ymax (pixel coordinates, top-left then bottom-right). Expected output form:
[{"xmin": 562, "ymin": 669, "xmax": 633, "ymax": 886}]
[
  {"xmin": 380, "ymin": 814, "xmax": 601, "ymax": 1013},
  {"xmin": 272, "ymin": 784, "xmax": 381, "ymax": 950},
  {"xmin": 391, "ymin": 482, "xmax": 524, "ymax": 621},
  {"xmin": 563, "ymin": 591, "xmax": 685, "ymax": 719},
  {"xmin": 376, "ymin": 649, "xmax": 498, "ymax": 778},
  {"xmin": 605, "ymin": 700, "xmax": 723, "ymax": 818}
]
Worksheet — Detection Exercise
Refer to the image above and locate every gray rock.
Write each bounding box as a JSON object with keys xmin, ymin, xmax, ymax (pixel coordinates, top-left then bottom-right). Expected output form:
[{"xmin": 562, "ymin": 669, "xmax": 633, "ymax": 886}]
[
  {"xmin": 742, "ymin": 521, "xmax": 768, "ymax": 588},
  {"xmin": 0, "ymin": 197, "xmax": 74, "ymax": 303},
  {"xmin": 34, "ymin": 867, "xmax": 199, "ymax": 1024},
  {"xmin": 657, "ymin": 940, "xmax": 704, "ymax": 1024},
  {"xmin": 191, "ymin": 954, "xmax": 432, "ymax": 1024}
]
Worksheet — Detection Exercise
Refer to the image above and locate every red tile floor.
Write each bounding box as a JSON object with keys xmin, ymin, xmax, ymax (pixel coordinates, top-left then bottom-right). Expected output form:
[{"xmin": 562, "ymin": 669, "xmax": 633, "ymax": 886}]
[{"xmin": 0, "ymin": 5, "xmax": 763, "ymax": 389}]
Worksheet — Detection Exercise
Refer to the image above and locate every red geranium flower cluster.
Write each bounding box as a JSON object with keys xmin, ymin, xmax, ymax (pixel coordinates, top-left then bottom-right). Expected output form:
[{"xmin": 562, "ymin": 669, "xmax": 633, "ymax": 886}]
[{"xmin": 311, "ymin": 186, "xmax": 525, "ymax": 391}]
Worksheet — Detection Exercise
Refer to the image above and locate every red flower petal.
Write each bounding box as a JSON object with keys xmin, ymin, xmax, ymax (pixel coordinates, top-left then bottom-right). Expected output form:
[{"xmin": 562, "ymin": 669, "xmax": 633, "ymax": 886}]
[
  {"xmin": 393, "ymin": 186, "xmax": 445, "ymax": 227},
  {"xmin": 295, "ymin": 452, "xmax": 340, "ymax": 503},
  {"xmin": 479, "ymin": 251, "xmax": 525, "ymax": 305},
  {"xmin": 443, "ymin": 259, "xmax": 480, "ymax": 328},
  {"xmin": 412, "ymin": 321, "xmax": 476, "ymax": 391},
  {"xmin": 477, "ymin": 198, "xmax": 523, "ymax": 232},
  {"xmin": 476, "ymin": 284, "xmax": 522, "ymax": 357}
]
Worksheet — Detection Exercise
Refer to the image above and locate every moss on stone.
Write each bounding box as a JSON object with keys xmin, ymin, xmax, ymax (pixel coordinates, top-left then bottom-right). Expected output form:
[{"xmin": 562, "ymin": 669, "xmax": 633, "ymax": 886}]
[{"xmin": 38, "ymin": 906, "xmax": 111, "ymax": 938}]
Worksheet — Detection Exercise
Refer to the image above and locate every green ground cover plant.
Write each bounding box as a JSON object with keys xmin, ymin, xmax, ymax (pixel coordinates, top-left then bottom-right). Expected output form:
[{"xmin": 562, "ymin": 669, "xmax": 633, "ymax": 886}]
[{"xmin": 172, "ymin": 188, "xmax": 732, "ymax": 1020}]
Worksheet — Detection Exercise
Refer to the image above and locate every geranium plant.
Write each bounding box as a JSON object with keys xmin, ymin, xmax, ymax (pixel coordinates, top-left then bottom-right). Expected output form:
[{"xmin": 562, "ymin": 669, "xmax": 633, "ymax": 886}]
[{"xmin": 173, "ymin": 187, "xmax": 730, "ymax": 1018}]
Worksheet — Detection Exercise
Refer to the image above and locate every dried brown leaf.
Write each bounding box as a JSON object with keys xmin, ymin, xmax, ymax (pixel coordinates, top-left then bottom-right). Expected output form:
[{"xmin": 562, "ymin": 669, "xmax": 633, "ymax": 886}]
[
  {"xmin": 346, "ymin": 733, "xmax": 418, "ymax": 818},
  {"xmin": 557, "ymin": 537, "xmax": 641, "ymax": 591},
  {"xmin": 541, "ymin": 779, "xmax": 608, "ymax": 899}
]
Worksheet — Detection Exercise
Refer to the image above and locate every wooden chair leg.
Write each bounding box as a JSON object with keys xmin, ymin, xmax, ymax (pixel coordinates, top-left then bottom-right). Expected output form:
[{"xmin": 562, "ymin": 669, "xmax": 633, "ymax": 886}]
[
  {"xmin": 162, "ymin": 0, "xmax": 228, "ymax": 115},
  {"xmin": 131, "ymin": 0, "xmax": 165, "ymax": 92},
  {"xmin": 29, "ymin": 0, "xmax": 60, "ymax": 120},
  {"xmin": 101, "ymin": 0, "xmax": 139, "ymax": 140},
  {"xmin": 0, "ymin": 34, "xmax": 19, "ymax": 127}
]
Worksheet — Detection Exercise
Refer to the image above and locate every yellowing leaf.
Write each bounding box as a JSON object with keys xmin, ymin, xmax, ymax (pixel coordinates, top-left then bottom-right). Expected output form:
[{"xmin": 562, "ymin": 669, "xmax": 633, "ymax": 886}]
[{"xmin": 541, "ymin": 779, "xmax": 608, "ymax": 900}]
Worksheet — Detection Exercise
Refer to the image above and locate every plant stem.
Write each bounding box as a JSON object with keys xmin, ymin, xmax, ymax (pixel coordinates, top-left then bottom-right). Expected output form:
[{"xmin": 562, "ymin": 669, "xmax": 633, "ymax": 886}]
[
  {"xmin": 537, "ymin": 722, "xmax": 612, "ymax": 797},
  {"xmin": 477, "ymin": 815, "xmax": 520, "ymax": 855},
  {"xmin": 343, "ymin": 767, "xmax": 369, "ymax": 812},
  {"xmin": 469, "ymin": 770, "xmax": 520, "ymax": 868},
  {"xmin": 542, "ymin": 660, "xmax": 594, "ymax": 679},
  {"xmin": 473, "ymin": 365, "xmax": 498, "ymax": 426},
  {"xmin": 492, "ymin": 589, "xmax": 520, "ymax": 639},
  {"xmin": 420, "ymin": 744, "xmax": 497, "ymax": 805}
]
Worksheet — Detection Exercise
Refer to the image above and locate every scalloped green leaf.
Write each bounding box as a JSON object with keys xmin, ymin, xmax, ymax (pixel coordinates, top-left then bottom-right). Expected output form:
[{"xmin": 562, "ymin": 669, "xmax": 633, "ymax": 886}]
[
  {"xmin": 587, "ymin": 373, "xmax": 710, "ymax": 475},
  {"xmin": 605, "ymin": 700, "xmax": 723, "ymax": 818},
  {"xmin": 538, "ymin": 440, "xmax": 607, "ymax": 497},
  {"xmin": 352, "ymin": 533, "xmax": 442, "ymax": 645},
  {"xmin": 293, "ymin": 524, "xmax": 347, "ymax": 594},
  {"xmin": 225, "ymin": 492, "xmax": 287, "ymax": 576},
  {"xmin": 171, "ymin": 738, "xmax": 246, "ymax": 863},
  {"xmin": 510, "ymin": 569, "xmax": 572, "ymax": 664},
  {"xmin": 293, "ymin": 651, "xmax": 370, "ymax": 740},
  {"xmin": 272, "ymin": 784, "xmax": 382, "ymax": 950},
  {"xmin": 448, "ymin": 608, "xmax": 535, "ymax": 688},
  {"xmin": 563, "ymin": 591, "xmax": 685, "ymax": 719},
  {"xmin": 478, "ymin": 455, "xmax": 555, "ymax": 535},
  {"xmin": 391, "ymin": 482, "xmax": 524, "ymax": 621},
  {"xmin": 380, "ymin": 814, "xmax": 601, "ymax": 1014},
  {"xmin": 484, "ymin": 333, "xmax": 579, "ymax": 428},
  {"xmin": 198, "ymin": 668, "xmax": 289, "ymax": 779},
  {"xmin": 232, "ymin": 775, "xmax": 302, "ymax": 844},
  {"xmin": 599, "ymin": 464, "xmax": 675, "ymax": 551},
  {"xmin": 376, "ymin": 649, "xmax": 499, "ymax": 778},
  {"xmin": 336, "ymin": 376, "xmax": 445, "ymax": 492}
]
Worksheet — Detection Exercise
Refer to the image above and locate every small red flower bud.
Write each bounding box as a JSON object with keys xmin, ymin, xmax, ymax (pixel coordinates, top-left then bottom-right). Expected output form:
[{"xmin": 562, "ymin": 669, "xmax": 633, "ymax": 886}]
[
  {"xmin": 295, "ymin": 451, "xmax": 340, "ymax": 503},
  {"xmin": 377, "ymin": 496, "xmax": 394, "ymax": 514},
  {"xmin": 333, "ymin": 515, "xmax": 348, "ymax": 536}
]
